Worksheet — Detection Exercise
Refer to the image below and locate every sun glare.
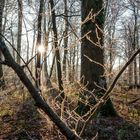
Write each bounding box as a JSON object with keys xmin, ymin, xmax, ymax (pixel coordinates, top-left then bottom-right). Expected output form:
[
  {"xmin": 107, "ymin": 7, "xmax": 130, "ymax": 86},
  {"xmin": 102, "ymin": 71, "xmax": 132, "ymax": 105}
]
[{"xmin": 38, "ymin": 45, "xmax": 45, "ymax": 53}]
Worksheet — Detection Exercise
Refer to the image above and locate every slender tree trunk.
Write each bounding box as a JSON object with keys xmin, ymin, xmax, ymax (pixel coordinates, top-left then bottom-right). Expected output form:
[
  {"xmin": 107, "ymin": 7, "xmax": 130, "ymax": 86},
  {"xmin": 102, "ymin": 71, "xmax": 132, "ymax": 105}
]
[
  {"xmin": 75, "ymin": 45, "xmax": 79, "ymax": 81},
  {"xmin": 133, "ymin": 7, "xmax": 138, "ymax": 85},
  {"xmin": 109, "ymin": 38, "xmax": 113, "ymax": 83},
  {"xmin": 72, "ymin": 45, "xmax": 76, "ymax": 81},
  {"xmin": 63, "ymin": 0, "xmax": 69, "ymax": 78},
  {"xmin": 49, "ymin": 54, "xmax": 55, "ymax": 79},
  {"xmin": 108, "ymin": 25, "xmax": 116, "ymax": 84},
  {"xmin": 10, "ymin": 22, "xmax": 15, "ymax": 59},
  {"xmin": 0, "ymin": 0, "xmax": 5, "ymax": 87},
  {"xmin": 69, "ymin": 49, "xmax": 72, "ymax": 82},
  {"xmin": 138, "ymin": 28, "xmax": 140, "ymax": 85},
  {"xmin": 23, "ymin": 19, "xmax": 30, "ymax": 62},
  {"xmin": 35, "ymin": 0, "xmax": 44, "ymax": 88},
  {"xmin": 127, "ymin": 25, "xmax": 134, "ymax": 85},
  {"xmin": 49, "ymin": 0, "xmax": 64, "ymax": 99},
  {"xmin": 139, "ymin": 53, "xmax": 140, "ymax": 84},
  {"xmin": 31, "ymin": 23, "xmax": 36, "ymax": 72},
  {"xmin": 17, "ymin": 0, "xmax": 23, "ymax": 64},
  {"xmin": 128, "ymin": 64, "xmax": 133, "ymax": 85},
  {"xmin": 43, "ymin": 3, "xmax": 52, "ymax": 88}
]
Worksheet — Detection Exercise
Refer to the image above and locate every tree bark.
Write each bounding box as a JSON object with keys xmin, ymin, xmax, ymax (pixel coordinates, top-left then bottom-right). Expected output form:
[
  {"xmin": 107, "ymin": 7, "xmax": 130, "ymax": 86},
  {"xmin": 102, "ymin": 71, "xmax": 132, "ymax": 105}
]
[
  {"xmin": 43, "ymin": 4, "xmax": 52, "ymax": 89},
  {"xmin": 133, "ymin": 6, "xmax": 138, "ymax": 85},
  {"xmin": 17, "ymin": 0, "xmax": 23, "ymax": 64},
  {"xmin": 63, "ymin": 0, "xmax": 69, "ymax": 78},
  {"xmin": 35, "ymin": 0, "xmax": 44, "ymax": 88},
  {"xmin": 49, "ymin": 0, "xmax": 64, "ymax": 99},
  {"xmin": 78, "ymin": 0, "xmax": 117, "ymax": 116}
]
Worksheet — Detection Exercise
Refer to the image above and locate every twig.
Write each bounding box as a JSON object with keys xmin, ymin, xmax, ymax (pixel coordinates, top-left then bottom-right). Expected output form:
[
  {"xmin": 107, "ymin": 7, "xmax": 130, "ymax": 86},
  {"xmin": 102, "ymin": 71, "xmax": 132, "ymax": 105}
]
[
  {"xmin": 127, "ymin": 97, "xmax": 140, "ymax": 105},
  {"xmin": 0, "ymin": 40, "xmax": 82, "ymax": 140},
  {"xmin": 0, "ymin": 33, "xmax": 36, "ymax": 84},
  {"xmin": 79, "ymin": 48, "xmax": 140, "ymax": 136}
]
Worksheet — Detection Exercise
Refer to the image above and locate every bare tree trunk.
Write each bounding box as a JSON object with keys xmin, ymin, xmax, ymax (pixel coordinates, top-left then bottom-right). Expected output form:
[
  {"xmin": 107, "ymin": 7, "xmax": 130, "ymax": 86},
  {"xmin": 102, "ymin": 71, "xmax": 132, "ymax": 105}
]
[
  {"xmin": 75, "ymin": 45, "xmax": 79, "ymax": 81},
  {"xmin": 31, "ymin": 23, "xmax": 36, "ymax": 72},
  {"xmin": 17, "ymin": 0, "xmax": 23, "ymax": 64},
  {"xmin": 128, "ymin": 55, "xmax": 133, "ymax": 85},
  {"xmin": 35, "ymin": 0, "xmax": 44, "ymax": 88},
  {"xmin": 0, "ymin": 0, "xmax": 5, "ymax": 87},
  {"xmin": 43, "ymin": 3, "xmax": 52, "ymax": 88},
  {"xmin": 109, "ymin": 37, "xmax": 113, "ymax": 83},
  {"xmin": 127, "ymin": 25, "xmax": 134, "ymax": 85},
  {"xmin": 49, "ymin": 54, "xmax": 55, "ymax": 79},
  {"xmin": 63, "ymin": 0, "xmax": 69, "ymax": 78},
  {"xmin": 139, "ymin": 53, "xmax": 140, "ymax": 84},
  {"xmin": 69, "ymin": 49, "xmax": 72, "ymax": 82},
  {"xmin": 72, "ymin": 45, "xmax": 76, "ymax": 81},
  {"xmin": 133, "ymin": 7, "xmax": 138, "ymax": 85},
  {"xmin": 23, "ymin": 19, "xmax": 30, "ymax": 62},
  {"xmin": 78, "ymin": 0, "xmax": 117, "ymax": 116},
  {"xmin": 49, "ymin": 0, "xmax": 64, "ymax": 99},
  {"xmin": 138, "ymin": 28, "xmax": 140, "ymax": 85},
  {"xmin": 10, "ymin": 21, "xmax": 15, "ymax": 59}
]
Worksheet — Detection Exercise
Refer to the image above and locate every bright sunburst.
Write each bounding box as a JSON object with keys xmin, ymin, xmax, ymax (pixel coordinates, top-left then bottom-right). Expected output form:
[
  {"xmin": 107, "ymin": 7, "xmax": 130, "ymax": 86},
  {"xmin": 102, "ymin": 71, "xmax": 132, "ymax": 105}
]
[{"xmin": 38, "ymin": 45, "xmax": 45, "ymax": 53}]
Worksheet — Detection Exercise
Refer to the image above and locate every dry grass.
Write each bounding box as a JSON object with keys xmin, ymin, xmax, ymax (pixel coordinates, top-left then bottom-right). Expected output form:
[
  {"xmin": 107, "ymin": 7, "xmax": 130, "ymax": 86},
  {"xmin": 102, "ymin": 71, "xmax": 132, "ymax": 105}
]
[{"xmin": 0, "ymin": 69, "xmax": 140, "ymax": 139}]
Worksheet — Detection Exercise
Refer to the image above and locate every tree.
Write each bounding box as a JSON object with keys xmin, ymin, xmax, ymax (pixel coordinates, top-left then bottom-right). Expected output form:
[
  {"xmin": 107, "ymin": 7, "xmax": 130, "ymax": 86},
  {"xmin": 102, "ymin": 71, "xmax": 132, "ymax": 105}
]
[
  {"xmin": 62, "ymin": 0, "xmax": 69, "ymax": 78},
  {"xmin": 105, "ymin": 0, "xmax": 124, "ymax": 83},
  {"xmin": 77, "ymin": 0, "xmax": 117, "ymax": 116},
  {"xmin": 16, "ymin": 0, "xmax": 23, "ymax": 64},
  {"xmin": 130, "ymin": 0, "xmax": 139, "ymax": 86},
  {"xmin": 0, "ymin": 0, "xmax": 5, "ymax": 87},
  {"xmin": 49, "ymin": 0, "xmax": 64, "ymax": 100},
  {"xmin": 120, "ymin": 0, "xmax": 140, "ymax": 85},
  {"xmin": 35, "ymin": 0, "xmax": 44, "ymax": 88}
]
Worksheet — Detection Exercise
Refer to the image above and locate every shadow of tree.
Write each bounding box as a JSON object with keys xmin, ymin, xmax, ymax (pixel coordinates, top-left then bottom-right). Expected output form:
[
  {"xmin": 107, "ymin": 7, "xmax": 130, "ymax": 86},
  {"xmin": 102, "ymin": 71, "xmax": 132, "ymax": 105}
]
[
  {"xmin": 4, "ymin": 98, "xmax": 42, "ymax": 140},
  {"xmin": 0, "ymin": 93, "xmax": 65, "ymax": 140},
  {"xmin": 81, "ymin": 116, "xmax": 140, "ymax": 140}
]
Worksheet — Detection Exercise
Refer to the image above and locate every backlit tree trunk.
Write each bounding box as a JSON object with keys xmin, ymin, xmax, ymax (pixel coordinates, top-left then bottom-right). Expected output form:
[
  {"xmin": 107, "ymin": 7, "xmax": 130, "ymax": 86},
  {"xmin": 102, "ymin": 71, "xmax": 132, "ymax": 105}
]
[
  {"xmin": 63, "ymin": 0, "xmax": 69, "ymax": 78},
  {"xmin": 17, "ymin": 0, "xmax": 23, "ymax": 64},
  {"xmin": 49, "ymin": 0, "xmax": 64, "ymax": 99},
  {"xmin": 35, "ymin": 0, "xmax": 44, "ymax": 88}
]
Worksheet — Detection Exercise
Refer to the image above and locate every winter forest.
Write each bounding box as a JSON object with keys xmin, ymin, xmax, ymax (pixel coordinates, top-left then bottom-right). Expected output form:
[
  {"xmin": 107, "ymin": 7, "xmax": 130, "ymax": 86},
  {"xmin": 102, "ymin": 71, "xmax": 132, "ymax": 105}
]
[{"xmin": 0, "ymin": 0, "xmax": 140, "ymax": 139}]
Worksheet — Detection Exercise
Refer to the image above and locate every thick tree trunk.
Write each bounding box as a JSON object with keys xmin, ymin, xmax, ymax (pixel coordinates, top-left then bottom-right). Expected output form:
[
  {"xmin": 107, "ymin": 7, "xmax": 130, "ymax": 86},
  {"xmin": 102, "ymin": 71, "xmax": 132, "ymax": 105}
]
[{"xmin": 78, "ymin": 0, "xmax": 117, "ymax": 116}]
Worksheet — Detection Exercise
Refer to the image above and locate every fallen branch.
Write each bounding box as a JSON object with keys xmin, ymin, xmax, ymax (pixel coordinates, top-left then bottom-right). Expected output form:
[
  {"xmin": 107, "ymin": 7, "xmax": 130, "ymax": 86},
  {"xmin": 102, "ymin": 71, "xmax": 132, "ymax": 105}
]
[{"xmin": 0, "ymin": 41, "xmax": 82, "ymax": 140}]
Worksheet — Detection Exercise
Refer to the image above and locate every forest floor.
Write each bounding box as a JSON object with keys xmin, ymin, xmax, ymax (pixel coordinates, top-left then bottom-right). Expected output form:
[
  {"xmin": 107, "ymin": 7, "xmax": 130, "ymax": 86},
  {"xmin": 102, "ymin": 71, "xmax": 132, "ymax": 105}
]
[{"xmin": 0, "ymin": 70, "xmax": 140, "ymax": 140}]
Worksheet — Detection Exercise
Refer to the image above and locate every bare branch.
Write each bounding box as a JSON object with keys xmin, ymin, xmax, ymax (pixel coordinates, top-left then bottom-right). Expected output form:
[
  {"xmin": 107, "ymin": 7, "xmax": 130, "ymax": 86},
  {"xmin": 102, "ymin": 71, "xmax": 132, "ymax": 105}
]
[{"xmin": 0, "ymin": 41, "xmax": 82, "ymax": 140}]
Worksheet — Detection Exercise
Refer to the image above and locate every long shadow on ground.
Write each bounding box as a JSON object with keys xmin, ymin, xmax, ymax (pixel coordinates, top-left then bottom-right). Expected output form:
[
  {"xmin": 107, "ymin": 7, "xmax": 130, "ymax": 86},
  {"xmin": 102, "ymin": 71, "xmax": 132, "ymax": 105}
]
[{"xmin": 0, "ymin": 93, "xmax": 65, "ymax": 140}]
